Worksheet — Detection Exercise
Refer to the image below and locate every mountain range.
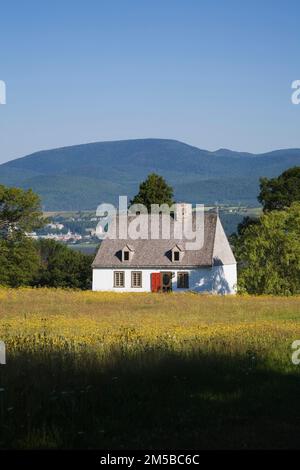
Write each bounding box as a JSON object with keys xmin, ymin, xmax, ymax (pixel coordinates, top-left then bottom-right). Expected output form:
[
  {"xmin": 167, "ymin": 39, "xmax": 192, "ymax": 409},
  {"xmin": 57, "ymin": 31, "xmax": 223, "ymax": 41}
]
[{"xmin": 0, "ymin": 138, "xmax": 299, "ymax": 210}]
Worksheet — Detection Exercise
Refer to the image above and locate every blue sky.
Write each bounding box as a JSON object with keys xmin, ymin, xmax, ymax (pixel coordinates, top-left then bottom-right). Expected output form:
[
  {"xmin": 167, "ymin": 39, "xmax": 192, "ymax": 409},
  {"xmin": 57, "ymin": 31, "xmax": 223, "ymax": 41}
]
[{"xmin": 0, "ymin": 0, "xmax": 300, "ymax": 163}]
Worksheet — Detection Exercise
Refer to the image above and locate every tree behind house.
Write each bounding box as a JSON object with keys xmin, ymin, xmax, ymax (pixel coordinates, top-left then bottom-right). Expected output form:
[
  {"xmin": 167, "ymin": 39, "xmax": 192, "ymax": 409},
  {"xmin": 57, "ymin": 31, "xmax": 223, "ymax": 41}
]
[
  {"xmin": 130, "ymin": 173, "xmax": 174, "ymax": 211},
  {"xmin": 258, "ymin": 166, "xmax": 300, "ymax": 212}
]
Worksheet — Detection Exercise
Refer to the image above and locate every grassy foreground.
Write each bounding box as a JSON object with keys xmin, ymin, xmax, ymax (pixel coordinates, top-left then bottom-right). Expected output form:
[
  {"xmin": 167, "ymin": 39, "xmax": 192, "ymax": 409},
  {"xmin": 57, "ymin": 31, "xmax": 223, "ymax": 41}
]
[{"xmin": 0, "ymin": 288, "xmax": 300, "ymax": 449}]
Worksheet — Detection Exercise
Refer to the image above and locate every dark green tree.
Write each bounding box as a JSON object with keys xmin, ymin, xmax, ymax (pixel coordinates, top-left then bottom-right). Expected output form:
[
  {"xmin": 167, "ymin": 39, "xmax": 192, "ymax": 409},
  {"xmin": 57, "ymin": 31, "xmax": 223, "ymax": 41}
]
[
  {"xmin": 234, "ymin": 203, "xmax": 300, "ymax": 295},
  {"xmin": 0, "ymin": 185, "xmax": 44, "ymax": 286},
  {"xmin": 35, "ymin": 239, "xmax": 93, "ymax": 289},
  {"xmin": 0, "ymin": 237, "xmax": 41, "ymax": 287},
  {"xmin": 229, "ymin": 216, "xmax": 260, "ymax": 245},
  {"xmin": 0, "ymin": 184, "xmax": 93, "ymax": 289},
  {"xmin": 258, "ymin": 166, "xmax": 300, "ymax": 212},
  {"xmin": 130, "ymin": 173, "xmax": 174, "ymax": 212},
  {"xmin": 0, "ymin": 185, "xmax": 44, "ymax": 239}
]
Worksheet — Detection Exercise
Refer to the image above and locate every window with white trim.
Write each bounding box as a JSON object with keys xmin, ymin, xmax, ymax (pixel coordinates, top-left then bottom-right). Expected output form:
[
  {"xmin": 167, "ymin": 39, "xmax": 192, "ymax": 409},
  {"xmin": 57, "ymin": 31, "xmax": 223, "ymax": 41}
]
[
  {"xmin": 131, "ymin": 271, "xmax": 142, "ymax": 288},
  {"xmin": 114, "ymin": 271, "xmax": 125, "ymax": 288}
]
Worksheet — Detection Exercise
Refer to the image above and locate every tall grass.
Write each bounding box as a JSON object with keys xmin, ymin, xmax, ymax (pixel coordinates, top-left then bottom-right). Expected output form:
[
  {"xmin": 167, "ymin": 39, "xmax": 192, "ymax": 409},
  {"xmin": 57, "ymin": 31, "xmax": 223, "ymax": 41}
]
[{"xmin": 0, "ymin": 288, "xmax": 300, "ymax": 449}]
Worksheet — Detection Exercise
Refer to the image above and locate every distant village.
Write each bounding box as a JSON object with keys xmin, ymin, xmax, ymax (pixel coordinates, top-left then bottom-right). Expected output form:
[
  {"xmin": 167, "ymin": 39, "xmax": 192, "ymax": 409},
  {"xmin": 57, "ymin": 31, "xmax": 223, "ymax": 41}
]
[
  {"xmin": 27, "ymin": 205, "xmax": 258, "ymax": 250},
  {"xmin": 28, "ymin": 212, "xmax": 102, "ymax": 248}
]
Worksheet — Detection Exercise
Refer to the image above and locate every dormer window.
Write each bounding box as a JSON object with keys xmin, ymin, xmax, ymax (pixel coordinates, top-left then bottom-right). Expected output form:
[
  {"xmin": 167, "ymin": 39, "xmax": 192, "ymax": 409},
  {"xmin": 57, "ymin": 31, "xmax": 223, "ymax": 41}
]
[
  {"xmin": 171, "ymin": 244, "xmax": 184, "ymax": 262},
  {"xmin": 121, "ymin": 244, "xmax": 134, "ymax": 262}
]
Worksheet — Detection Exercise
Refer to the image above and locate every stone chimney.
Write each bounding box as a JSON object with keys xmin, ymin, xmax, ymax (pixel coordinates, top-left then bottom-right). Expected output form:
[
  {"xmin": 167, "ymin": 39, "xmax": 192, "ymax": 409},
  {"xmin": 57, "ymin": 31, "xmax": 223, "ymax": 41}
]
[{"xmin": 174, "ymin": 202, "xmax": 192, "ymax": 221}]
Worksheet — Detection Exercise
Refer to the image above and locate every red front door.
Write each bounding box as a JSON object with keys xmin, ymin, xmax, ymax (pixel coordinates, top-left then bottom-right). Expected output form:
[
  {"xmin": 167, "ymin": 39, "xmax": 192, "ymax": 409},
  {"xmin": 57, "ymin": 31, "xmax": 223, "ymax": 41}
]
[{"xmin": 151, "ymin": 273, "xmax": 162, "ymax": 292}]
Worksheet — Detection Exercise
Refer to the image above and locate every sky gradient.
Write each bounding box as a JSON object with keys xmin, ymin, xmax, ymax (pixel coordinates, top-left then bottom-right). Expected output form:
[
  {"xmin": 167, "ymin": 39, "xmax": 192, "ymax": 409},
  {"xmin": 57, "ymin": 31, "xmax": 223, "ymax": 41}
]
[{"xmin": 0, "ymin": 0, "xmax": 300, "ymax": 163}]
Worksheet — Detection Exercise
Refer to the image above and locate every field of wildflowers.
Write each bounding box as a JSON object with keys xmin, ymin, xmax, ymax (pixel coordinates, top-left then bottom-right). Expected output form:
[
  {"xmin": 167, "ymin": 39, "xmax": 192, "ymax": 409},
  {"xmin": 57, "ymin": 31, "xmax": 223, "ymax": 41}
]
[{"xmin": 0, "ymin": 288, "xmax": 300, "ymax": 449}]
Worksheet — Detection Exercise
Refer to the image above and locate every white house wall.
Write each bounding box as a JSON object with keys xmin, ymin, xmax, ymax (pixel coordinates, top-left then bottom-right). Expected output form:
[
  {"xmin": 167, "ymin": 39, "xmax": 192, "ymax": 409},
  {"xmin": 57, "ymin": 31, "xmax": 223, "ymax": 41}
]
[
  {"xmin": 92, "ymin": 265, "xmax": 237, "ymax": 294},
  {"xmin": 213, "ymin": 217, "xmax": 237, "ymax": 265}
]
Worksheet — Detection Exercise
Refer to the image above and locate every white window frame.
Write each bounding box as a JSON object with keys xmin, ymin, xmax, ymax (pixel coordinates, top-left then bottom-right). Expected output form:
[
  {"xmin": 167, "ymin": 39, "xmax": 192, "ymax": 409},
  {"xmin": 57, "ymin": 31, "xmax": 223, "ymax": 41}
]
[
  {"xmin": 131, "ymin": 271, "xmax": 142, "ymax": 288},
  {"xmin": 114, "ymin": 271, "xmax": 125, "ymax": 288}
]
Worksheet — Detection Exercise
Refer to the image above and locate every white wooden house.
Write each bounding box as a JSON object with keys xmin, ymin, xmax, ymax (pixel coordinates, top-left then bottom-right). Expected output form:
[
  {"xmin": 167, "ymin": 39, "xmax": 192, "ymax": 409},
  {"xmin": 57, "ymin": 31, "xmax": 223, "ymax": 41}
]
[{"xmin": 92, "ymin": 207, "xmax": 237, "ymax": 294}]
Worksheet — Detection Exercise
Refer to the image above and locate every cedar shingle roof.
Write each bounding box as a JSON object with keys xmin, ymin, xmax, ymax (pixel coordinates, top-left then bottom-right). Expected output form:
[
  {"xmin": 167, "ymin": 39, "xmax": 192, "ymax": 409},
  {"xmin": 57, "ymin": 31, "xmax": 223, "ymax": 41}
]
[{"xmin": 92, "ymin": 212, "xmax": 219, "ymax": 268}]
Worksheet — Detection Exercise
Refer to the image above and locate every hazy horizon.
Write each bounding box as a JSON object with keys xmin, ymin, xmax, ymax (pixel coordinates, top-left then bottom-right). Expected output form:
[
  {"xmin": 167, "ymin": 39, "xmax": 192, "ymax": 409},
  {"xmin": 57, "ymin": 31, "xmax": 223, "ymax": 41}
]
[{"xmin": 3, "ymin": 137, "xmax": 300, "ymax": 166}]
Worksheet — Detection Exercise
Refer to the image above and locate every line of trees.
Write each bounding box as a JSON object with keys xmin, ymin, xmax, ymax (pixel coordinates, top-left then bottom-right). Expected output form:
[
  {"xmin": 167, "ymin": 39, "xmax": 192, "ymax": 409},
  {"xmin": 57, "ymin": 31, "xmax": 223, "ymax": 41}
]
[
  {"xmin": 0, "ymin": 186, "xmax": 93, "ymax": 288},
  {"xmin": 232, "ymin": 167, "xmax": 300, "ymax": 295}
]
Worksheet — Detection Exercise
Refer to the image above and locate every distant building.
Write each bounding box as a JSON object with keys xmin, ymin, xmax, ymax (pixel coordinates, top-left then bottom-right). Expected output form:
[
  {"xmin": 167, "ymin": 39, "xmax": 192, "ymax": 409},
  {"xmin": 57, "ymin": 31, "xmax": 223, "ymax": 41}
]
[
  {"xmin": 46, "ymin": 223, "xmax": 64, "ymax": 230},
  {"xmin": 40, "ymin": 231, "xmax": 82, "ymax": 242}
]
